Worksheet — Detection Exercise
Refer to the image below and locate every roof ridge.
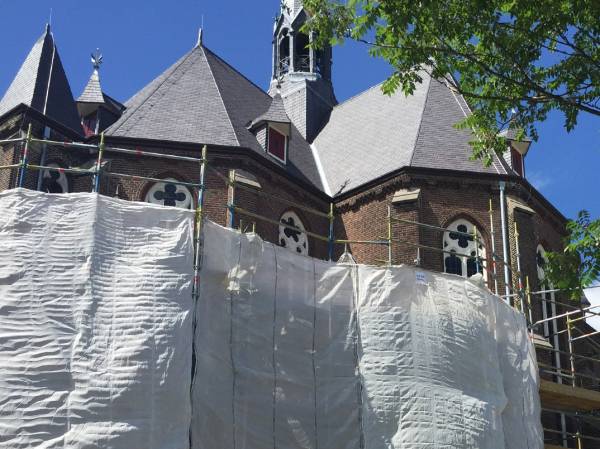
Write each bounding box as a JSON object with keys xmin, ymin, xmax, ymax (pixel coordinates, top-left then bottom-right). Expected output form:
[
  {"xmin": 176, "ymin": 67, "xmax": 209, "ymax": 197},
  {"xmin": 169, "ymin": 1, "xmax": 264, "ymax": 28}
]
[
  {"xmin": 108, "ymin": 48, "xmax": 196, "ymax": 135},
  {"xmin": 445, "ymin": 81, "xmax": 508, "ymax": 175},
  {"xmin": 201, "ymin": 46, "xmax": 240, "ymax": 146},
  {"xmin": 332, "ymin": 81, "xmax": 386, "ymax": 110},
  {"xmin": 409, "ymin": 75, "xmax": 433, "ymax": 167},
  {"xmin": 41, "ymin": 32, "xmax": 56, "ymax": 115},
  {"xmin": 202, "ymin": 46, "xmax": 270, "ymax": 100}
]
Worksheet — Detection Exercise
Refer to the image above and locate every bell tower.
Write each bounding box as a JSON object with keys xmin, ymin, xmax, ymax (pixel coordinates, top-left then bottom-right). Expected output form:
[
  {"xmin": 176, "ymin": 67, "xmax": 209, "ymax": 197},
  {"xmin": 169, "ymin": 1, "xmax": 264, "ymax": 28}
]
[{"xmin": 269, "ymin": 0, "xmax": 336, "ymax": 142}]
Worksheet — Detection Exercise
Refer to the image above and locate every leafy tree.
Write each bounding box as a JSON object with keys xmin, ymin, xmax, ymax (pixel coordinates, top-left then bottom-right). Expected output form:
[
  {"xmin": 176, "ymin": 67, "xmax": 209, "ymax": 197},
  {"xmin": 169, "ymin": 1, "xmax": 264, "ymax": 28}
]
[
  {"xmin": 544, "ymin": 211, "xmax": 600, "ymax": 298},
  {"xmin": 302, "ymin": 0, "xmax": 599, "ymax": 163},
  {"xmin": 303, "ymin": 0, "xmax": 599, "ymax": 291}
]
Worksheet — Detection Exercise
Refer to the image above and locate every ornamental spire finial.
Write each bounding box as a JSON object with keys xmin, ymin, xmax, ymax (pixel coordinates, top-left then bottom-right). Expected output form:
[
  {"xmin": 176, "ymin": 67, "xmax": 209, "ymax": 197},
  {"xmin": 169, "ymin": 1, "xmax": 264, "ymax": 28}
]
[
  {"xmin": 196, "ymin": 28, "xmax": 203, "ymax": 47},
  {"xmin": 91, "ymin": 48, "xmax": 103, "ymax": 70}
]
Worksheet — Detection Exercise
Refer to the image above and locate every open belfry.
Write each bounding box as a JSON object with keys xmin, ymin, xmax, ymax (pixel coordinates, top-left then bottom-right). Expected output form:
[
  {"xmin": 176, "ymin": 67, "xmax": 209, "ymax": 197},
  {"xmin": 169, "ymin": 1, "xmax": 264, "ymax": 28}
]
[{"xmin": 0, "ymin": 1, "xmax": 599, "ymax": 448}]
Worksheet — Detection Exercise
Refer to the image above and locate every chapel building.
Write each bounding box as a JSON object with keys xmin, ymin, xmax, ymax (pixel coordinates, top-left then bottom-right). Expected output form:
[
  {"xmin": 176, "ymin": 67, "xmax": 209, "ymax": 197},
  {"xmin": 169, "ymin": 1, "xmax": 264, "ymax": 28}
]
[{"xmin": 0, "ymin": 2, "xmax": 598, "ymax": 444}]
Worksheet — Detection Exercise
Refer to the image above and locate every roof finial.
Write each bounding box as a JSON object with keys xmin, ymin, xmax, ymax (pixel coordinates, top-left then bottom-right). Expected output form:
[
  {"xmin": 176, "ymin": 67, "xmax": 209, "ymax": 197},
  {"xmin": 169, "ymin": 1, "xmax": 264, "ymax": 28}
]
[
  {"xmin": 48, "ymin": 8, "xmax": 52, "ymax": 30},
  {"xmin": 196, "ymin": 28, "xmax": 203, "ymax": 47},
  {"xmin": 91, "ymin": 48, "xmax": 103, "ymax": 70}
]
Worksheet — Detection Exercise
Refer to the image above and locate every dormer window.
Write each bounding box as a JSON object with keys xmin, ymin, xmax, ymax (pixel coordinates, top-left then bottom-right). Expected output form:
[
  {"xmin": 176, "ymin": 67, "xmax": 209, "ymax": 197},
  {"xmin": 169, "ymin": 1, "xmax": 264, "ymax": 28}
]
[
  {"xmin": 82, "ymin": 113, "xmax": 98, "ymax": 137},
  {"xmin": 267, "ymin": 125, "xmax": 287, "ymax": 163},
  {"xmin": 510, "ymin": 147, "xmax": 524, "ymax": 177}
]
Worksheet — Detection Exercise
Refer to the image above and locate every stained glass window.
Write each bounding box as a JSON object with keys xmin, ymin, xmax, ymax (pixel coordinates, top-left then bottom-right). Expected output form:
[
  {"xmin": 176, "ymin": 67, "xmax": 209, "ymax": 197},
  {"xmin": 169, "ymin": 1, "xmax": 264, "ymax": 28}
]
[
  {"xmin": 279, "ymin": 211, "xmax": 308, "ymax": 255},
  {"xmin": 443, "ymin": 219, "xmax": 486, "ymax": 279},
  {"xmin": 41, "ymin": 163, "xmax": 69, "ymax": 193},
  {"xmin": 145, "ymin": 178, "xmax": 192, "ymax": 209}
]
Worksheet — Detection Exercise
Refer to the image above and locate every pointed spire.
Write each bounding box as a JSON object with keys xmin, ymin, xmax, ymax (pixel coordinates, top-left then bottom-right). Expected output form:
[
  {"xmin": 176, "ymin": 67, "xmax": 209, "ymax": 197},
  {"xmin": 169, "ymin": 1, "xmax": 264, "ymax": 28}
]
[
  {"xmin": 0, "ymin": 25, "xmax": 81, "ymax": 133},
  {"xmin": 78, "ymin": 49, "xmax": 105, "ymax": 104},
  {"xmin": 196, "ymin": 28, "xmax": 203, "ymax": 47}
]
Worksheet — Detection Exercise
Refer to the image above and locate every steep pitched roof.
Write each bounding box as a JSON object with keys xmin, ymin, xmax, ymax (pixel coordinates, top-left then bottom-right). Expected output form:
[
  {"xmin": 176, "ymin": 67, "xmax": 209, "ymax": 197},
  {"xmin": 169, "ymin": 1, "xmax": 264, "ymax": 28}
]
[
  {"xmin": 77, "ymin": 69, "xmax": 125, "ymax": 118},
  {"xmin": 312, "ymin": 75, "xmax": 509, "ymax": 196},
  {"xmin": 0, "ymin": 25, "xmax": 81, "ymax": 133},
  {"xmin": 249, "ymin": 94, "xmax": 290, "ymax": 128},
  {"xmin": 78, "ymin": 69, "xmax": 105, "ymax": 103},
  {"xmin": 105, "ymin": 44, "xmax": 324, "ymax": 190}
]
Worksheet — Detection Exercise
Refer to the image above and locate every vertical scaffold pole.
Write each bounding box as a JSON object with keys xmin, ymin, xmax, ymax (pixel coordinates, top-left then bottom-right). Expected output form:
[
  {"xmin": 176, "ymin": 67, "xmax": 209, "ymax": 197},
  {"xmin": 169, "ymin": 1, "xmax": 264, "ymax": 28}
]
[
  {"xmin": 525, "ymin": 276, "xmax": 533, "ymax": 327},
  {"xmin": 193, "ymin": 145, "xmax": 208, "ymax": 298},
  {"xmin": 566, "ymin": 311, "xmax": 583, "ymax": 449},
  {"xmin": 17, "ymin": 124, "xmax": 33, "ymax": 188},
  {"xmin": 327, "ymin": 203, "xmax": 334, "ymax": 261},
  {"xmin": 473, "ymin": 225, "xmax": 481, "ymax": 276},
  {"xmin": 567, "ymin": 316, "xmax": 576, "ymax": 388},
  {"xmin": 499, "ymin": 181, "xmax": 511, "ymax": 302},
  {"xmin": 190, "ymin": 145, "xmax": 207, "ymax": 426},
  {"xmin": 489, "ymin": 198, "xmax": 499, "ymax": 295},
  {"xmin": 228, "ymin": 169, "xmax": 236, "ymax": 228},
  {"xmin": 387, "ymin": 205, "xmax": 393, "ymax": 266},
  {"xmin": 514, "ymin": 222, "xmax": 525, "ymax": 314},
  {"xmin": 93, "ymin": 133, "xmax": 105, "ymax": 193}
]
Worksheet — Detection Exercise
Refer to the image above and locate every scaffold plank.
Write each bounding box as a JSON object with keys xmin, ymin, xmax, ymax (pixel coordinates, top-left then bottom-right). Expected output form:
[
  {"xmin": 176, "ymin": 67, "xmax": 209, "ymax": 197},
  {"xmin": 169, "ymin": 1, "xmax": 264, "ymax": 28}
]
[{"xmin": 540, "ymin": 379, "xmax": 600, "ymax": 412}]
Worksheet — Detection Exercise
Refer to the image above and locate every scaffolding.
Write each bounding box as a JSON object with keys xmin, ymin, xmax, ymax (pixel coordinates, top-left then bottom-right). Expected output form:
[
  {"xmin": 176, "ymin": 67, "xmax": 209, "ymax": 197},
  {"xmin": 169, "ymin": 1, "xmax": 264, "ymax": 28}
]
[{"xmin": 1, "ymin": 131, "xmax": 599, "ymax": 448}]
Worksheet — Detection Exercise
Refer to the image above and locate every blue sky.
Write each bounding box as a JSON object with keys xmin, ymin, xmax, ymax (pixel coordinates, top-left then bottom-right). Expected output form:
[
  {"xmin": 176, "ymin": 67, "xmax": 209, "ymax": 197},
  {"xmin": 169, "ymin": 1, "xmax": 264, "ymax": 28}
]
[{"xmin": 0, "ymin": 0, "xmax": 597, "ymax": 218}]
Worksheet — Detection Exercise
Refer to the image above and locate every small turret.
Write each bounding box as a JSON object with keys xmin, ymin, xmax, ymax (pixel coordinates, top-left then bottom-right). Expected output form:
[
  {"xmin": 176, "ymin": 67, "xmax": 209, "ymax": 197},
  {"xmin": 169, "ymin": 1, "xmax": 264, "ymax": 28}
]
[
  {"xmin": 268, "ymin": 0, "xmax": 336, "ymax": 142},
  {"xmin": 76, "ymin": 49, "xmax": 125, "ymax": 137}
]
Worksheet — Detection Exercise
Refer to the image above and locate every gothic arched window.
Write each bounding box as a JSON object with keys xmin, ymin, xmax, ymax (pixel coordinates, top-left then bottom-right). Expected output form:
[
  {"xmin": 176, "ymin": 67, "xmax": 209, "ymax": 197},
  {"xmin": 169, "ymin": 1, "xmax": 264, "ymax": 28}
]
[
  {"xmin": 279, "ymin": 210, "xmax": 308, "ymax": 255},
  {"xmin": 443, "ymin": 219, "xmax": 486, "ymax": 279},
  {"xmin": 536, "ymin": 245, "xmax": 548, "ymax": 286},
  {"xmin": 41, "ymin": 163, "xmax": 69, "ymax": 193},
  {"xmin": 145, "ymin": 178, "xmax": 192, "ymax": 209}
]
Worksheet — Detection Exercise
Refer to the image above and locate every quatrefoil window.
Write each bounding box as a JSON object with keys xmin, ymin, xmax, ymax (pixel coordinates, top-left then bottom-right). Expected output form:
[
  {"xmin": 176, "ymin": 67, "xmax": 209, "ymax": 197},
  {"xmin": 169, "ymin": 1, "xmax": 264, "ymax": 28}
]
[
  {"xmin": 145, "ymin": 178, "xmax": 192, "ymax": 209},
  {"xmin": 41, "ymin": 163, "xmax": 69, "ymax": 193},
  {"xmin": 443, "ymin": 219, "xmax": 486, "ymax": 279},
  {"xmin": 279, "ymin": 211, "xmax": 308, "ymax": 255}
]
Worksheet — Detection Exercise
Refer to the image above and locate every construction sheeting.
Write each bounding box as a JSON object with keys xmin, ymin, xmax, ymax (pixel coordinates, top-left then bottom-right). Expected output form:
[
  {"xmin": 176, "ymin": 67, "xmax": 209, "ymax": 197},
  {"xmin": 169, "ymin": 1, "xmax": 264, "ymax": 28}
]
[
  {"xmin": 0, "ymin": 190, "xmax": 542, "ymax": 449},
  {"xmin": 193, "ymin": 220, "xmax": 543, "ymax": 449},
  {"xmin": 0, "ymin": 189, "xmax": 194, "ymax": 449}
]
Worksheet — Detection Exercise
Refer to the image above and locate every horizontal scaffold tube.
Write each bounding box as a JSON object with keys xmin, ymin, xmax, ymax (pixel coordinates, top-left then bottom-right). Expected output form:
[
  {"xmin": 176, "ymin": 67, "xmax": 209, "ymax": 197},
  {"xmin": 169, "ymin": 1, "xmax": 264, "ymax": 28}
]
[
  {"xmin": 391, "ymin": 216, "xmax": 475, "ymax": 238},
  {"xmin": 233, "ymin": 205, "xmax": 330, "ymax": 243},
  {"xmin": 26, "ymin": 164, "xmax": 94, "ymax": 176},
  {"xmin": 334, "ymin": 239, "xmax": 389, "ymax": 245},
  {"xmin": 0, "ymin": 164, "xmax": 21, "ymax": 171},
  {"xmin": 233, "ymin": 181, "xmax": 330, "ymax": 219},
  {"xmin": 391, "ymin": 238, "xmax": 490, "ymax": 265},
  {"xmin": 103, "ymin": 171, "xmax": 202, "ymax": 189},
  {"xmin": 0, "ymin": 138, "xmax": 25, "ymax": 145},
  {"xmin": 30, "ymin": 137, "xmax": 205, "ymax": 163}
]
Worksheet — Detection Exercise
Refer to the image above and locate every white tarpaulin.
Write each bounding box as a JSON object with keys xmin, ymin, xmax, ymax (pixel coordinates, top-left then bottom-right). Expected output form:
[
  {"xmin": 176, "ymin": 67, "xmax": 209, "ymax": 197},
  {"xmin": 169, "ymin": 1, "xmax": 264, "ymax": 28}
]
[
  {"xmin": 193, "ymin": 220, "xmax": 543, "ymax": 449},
  {"xmin": 0, "ymin": 190, "xmax": 542, "ymax": 449},
  {"xmin": 0, "ymin": 189, "xmax": 194, "ymax": 449}
]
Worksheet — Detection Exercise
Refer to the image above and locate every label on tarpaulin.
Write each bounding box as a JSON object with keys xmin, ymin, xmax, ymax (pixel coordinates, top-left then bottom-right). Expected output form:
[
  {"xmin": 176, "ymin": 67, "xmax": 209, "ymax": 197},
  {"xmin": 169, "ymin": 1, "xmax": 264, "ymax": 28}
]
[{"xmin": 416, "ymin": 271, "xmax": 428, "ymax": 285}]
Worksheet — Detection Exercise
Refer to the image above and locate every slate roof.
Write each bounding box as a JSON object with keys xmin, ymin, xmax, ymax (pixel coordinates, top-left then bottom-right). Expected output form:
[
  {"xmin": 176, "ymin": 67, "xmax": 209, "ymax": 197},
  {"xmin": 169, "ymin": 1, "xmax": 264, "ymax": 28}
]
[
  {"xmin": 77, "ymin": 69, "xmax": 125, "ymax": 116},
  {"xmin": 105, "ymin": 44, "xmax": 324, "ymax": 190},
  {"xmin": 0, "ymin": 25, "xmax": 81, "ymax": 133},
  {"xmin": 312, "ymin": 75, "xmax": 509, "ymax": 196},
  {"xmin": 249, "ymin": 94, "xmax": 290, "ymax": 129},
  {"xmin": 78, "ymin": 69, "xmax": 105, "ymax": 103}
]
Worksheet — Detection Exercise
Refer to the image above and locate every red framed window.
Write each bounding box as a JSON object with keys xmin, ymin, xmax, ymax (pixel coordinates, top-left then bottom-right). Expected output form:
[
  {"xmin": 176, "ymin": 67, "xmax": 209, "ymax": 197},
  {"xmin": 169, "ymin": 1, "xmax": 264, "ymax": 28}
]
[
  {"xmin": 268, "ymin": 127, "xmax": 287, "ymax": 162},
  {"xmin": 511, "ymin": 148, "xmax": 524, "ymax": 177},
  {"xmin": 82, "ymin": 115, "xmax": 97, "ymax": 137}
]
